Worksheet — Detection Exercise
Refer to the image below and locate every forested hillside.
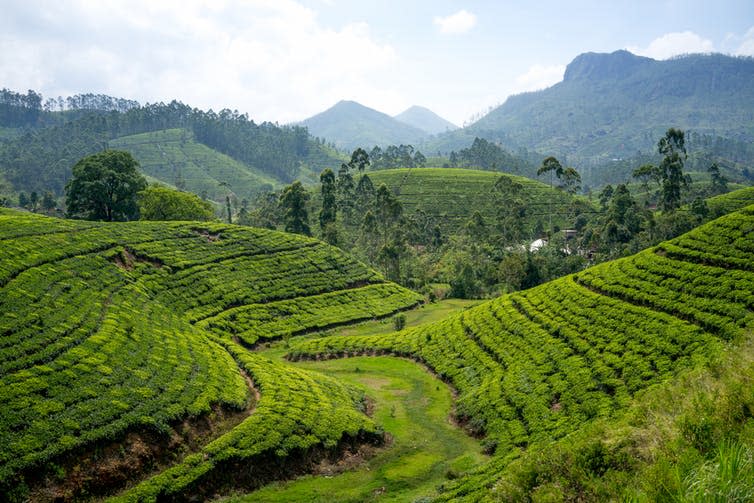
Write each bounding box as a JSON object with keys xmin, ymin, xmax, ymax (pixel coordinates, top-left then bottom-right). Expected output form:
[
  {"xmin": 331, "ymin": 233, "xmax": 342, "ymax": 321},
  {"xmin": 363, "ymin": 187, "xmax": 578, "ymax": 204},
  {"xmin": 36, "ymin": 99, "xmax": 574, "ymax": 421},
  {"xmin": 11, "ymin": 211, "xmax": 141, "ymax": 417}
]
[
  {"xmin": 0, "ymin": 89, "xmax": 341, "ymax": 199},
  {"xmin": 0, "ymin": 209, "xmax": 421, "ymax": 500},
  {"xmin": 425, "ymin": 51, "xmax": 754, "ymax": 185},
  {"xmin": 109, "ymin": 129, "xmax": 279, "ymax": 201},
  {"xmin": 290, "ymin": 204, "xmax": 754, "ymax": 500}
]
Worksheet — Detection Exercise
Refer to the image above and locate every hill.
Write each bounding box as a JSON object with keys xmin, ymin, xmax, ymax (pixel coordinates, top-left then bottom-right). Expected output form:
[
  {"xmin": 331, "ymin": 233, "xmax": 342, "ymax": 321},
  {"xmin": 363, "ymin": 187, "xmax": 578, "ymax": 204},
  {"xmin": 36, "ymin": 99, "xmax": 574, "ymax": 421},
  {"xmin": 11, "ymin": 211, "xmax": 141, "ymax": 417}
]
[
  {"xmin": 0, "ymin": 209, "xmax": 421, "ymax": 500},
  {"xmin": 290, "ymin": 204, "xmax": 754, "ymax": 500},
  {"xmin": 109, "ymin": 128, "xmax": 279, "ymax": 201},
  {"xmin": 394, "ymin": 106, "xmax": 457, "ymax": 135},
  {"xmin": 368, "ymin": 167, "xmax": 585, "ymax": 233},
  {"xmin": 301, "ymin": 100, "xmax": 428, "ymax": 151},
  {"xmin": 426, "ymin": 51, "xmax": 754, "ymax": 183},
  {"xmin": 0, "ymin": 92, "xmax": 342, "ymax": 198}
]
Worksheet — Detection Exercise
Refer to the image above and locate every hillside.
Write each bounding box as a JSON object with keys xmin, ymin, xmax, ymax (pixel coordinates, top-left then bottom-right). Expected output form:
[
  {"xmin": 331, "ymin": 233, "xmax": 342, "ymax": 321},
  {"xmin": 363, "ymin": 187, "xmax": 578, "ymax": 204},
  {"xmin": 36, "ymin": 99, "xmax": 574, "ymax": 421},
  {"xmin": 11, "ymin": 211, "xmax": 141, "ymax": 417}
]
[
  {"xmin": 290, "ymin": 204, "xmax": 754, "ymax": 500},
  {"xmin": 425, "ymin": 51, "xmax": 754, "ymax": 181},
  {"xmin": 394, "ymin": 106, "xmax": 458, "ymax": 135},
  {"xmin": 302, "ymin": 100, "xmax": 428, "ymax": 151},
  {"xmin": 0, "ymin": 94, "xmax": 342, "ymax": 197},
  {"xmin": 368, "ymin": 167, "xmax": 585, "ymax": 233},
  {"xmin": 0, "ymin": 209, "xmax": 421, "ymax": 500},
  {"xmin": 109, "ymin": 128, "xmax": 279, "ymax": 202}
]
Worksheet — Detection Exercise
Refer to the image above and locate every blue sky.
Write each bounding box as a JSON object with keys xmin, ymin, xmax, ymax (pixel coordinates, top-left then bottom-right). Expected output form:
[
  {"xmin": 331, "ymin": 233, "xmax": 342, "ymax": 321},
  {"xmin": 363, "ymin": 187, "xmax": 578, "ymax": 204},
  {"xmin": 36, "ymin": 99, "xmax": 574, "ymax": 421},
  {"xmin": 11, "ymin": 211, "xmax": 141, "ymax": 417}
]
[{"xmin": 1, "ymin": 0, "xmax": 752, "ymax": 125}]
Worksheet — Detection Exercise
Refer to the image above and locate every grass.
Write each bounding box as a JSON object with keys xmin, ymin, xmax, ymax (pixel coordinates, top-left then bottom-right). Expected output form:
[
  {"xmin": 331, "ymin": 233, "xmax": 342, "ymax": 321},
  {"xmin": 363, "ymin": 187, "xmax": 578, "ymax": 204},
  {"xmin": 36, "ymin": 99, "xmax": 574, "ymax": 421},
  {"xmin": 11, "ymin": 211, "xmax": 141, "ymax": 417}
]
[{"xmin": 226, "ymin": 356, "xmax": 486, "ymax": 503}]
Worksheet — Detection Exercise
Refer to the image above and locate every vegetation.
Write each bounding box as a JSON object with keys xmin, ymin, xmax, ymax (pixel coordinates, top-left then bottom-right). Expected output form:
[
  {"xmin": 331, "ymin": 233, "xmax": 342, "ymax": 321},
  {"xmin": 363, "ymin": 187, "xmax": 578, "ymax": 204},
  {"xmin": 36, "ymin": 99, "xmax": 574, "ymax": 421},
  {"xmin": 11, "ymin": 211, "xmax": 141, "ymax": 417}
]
[
  {"xmin": 109, "ymin": 128, "xmax": 279, "ymax": 202},
  {"xmin": 432, "ymin": 51, "xmax": 754, "ymax": 186},
  {"xmin": 289, "ymin": 205, "xmax": 754, "ymax": 500},
  {"xmin": 0, "ymin": 90, "xmax": 340, "ymax": 197},
  {"xmin": 0, "ymin": 208, "xmax": 420, "ymax": 500},
  {"xmin": 65, "ymin": 150, "xmax": 147, "ymax": 221},
  {"xmin": 137, "ymin": 184, "xmax": 214, "ymax": 221}
]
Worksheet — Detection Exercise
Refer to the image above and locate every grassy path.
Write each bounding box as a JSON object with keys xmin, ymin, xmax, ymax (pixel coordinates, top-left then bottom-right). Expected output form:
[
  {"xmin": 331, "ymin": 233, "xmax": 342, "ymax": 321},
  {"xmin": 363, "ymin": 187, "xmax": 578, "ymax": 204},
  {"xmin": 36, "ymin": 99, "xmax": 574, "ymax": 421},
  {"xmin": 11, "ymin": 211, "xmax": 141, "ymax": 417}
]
[{"xmin": 227, "ymin": 356, "xmax": 486, "ymax": 502}]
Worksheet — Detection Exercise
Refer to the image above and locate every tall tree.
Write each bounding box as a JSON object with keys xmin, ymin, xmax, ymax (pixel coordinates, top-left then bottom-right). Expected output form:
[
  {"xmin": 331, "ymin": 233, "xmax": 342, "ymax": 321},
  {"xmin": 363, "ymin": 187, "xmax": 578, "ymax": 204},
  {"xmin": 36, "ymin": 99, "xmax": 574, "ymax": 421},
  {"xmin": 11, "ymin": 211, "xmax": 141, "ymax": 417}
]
[
  {"xmin": 279, "ymin": 181, "xmax": 311, "ymax": 236},
  {"xmin": 319, "ymin": 168, "xmax": 337, "ymax": 244},
  {"xmin": 348, "ymin": 148, "xmax": 370, "ymax": 174},
  {"xmin": 65, "ymin": 150, "xmax": 147, "ymax": 221},
  {"xmin": 657, "ymin": 128, "xmax": 690, "ymax": 212}
]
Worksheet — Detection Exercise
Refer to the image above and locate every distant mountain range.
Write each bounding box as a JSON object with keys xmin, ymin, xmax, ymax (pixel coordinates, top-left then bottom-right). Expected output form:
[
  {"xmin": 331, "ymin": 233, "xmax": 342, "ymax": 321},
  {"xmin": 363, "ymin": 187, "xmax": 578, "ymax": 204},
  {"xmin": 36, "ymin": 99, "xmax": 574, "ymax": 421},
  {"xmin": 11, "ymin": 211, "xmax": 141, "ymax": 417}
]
[
  {"xmin": 428, "ymin": 51, "xmax": 754, "ymax": 166},
  {"xmin": 302, "ymin": 50, "xmax": 754, "ymax": 185},
  {"xmin": 301, "ymin": 100, "xmax": 457, "ymax": 151},
  {"xmin": 301, "ymin": 100, "xmax": 427, "ymax": 151}
]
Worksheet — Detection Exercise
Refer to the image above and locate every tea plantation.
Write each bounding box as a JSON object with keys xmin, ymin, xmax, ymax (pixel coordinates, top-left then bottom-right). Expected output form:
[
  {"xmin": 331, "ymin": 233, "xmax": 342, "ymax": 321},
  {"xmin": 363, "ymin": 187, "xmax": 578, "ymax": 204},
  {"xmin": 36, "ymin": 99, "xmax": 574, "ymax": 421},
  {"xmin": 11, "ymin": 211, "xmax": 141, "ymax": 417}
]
[
  {"xmin": 289, "ymin": 205, "xmax": 754, "ymax": 501},
  {"xmin": 0, "ymin": 208, "xmax": 421, "ymax": 500},
  {"xmin": 368, "ymin": 168, "xmax": 582, "ymax": 232},
  {"xmin": 108, "ymin": 128, "xmax": 279, "ymax": 202}
]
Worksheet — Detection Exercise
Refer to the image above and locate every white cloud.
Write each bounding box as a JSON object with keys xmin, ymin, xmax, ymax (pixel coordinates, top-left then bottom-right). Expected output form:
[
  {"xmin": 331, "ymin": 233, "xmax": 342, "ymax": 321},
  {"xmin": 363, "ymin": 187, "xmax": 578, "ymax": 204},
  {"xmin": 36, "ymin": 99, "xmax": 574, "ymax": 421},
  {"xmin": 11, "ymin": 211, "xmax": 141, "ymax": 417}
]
[
  {"xmin": 512, "ymin": 64, "xmax": 565, "ymax": 94},
  {"xmin": 433, "ymin": 9, "xmax": 476, "ymax": 35},
  {"xmin": 627, "ymin": 31, "xmax": 715, "ymax": 60},
  {"xmin": 735, "ymin": 26, "xmax": 754, "ymax": 56},
  {"xmin": 0, "ymin": 0, "xmax": 400, "ymax": 123}
]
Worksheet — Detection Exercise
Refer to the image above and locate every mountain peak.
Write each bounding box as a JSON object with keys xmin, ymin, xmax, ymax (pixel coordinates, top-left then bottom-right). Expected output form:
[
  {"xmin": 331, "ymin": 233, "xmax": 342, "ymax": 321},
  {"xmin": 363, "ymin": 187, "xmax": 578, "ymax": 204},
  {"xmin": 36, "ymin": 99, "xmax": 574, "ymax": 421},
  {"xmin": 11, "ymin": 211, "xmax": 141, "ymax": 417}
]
[
  {"xmin": 563, "ymin": 50, "xmax": 655, "ymax": 82},
  {"xmin": 394, "ymin": 105, "xmax": 457, "ymax": 135},
  {"xmin": 303, "ymin": 100, "xmax": 427, "ymax": 150}
]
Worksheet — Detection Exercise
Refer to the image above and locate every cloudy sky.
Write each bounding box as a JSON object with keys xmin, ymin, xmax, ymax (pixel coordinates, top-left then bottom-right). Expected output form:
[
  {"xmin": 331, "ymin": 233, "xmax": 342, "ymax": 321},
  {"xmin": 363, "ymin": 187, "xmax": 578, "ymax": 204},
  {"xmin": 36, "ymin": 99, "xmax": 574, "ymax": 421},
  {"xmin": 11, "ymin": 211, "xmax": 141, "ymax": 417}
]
[{"xmin": 1, "ymin": 0, "xmax": 753, "ymax": 125}]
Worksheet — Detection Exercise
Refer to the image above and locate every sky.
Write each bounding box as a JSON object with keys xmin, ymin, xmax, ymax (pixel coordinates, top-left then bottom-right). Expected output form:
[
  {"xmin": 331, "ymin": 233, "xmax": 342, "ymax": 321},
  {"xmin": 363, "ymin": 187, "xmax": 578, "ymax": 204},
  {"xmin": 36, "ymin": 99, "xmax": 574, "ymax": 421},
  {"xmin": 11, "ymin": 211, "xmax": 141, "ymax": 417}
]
[{"xmin": 1, "ymin": 0, "xmax": 753, "ymax": 126}]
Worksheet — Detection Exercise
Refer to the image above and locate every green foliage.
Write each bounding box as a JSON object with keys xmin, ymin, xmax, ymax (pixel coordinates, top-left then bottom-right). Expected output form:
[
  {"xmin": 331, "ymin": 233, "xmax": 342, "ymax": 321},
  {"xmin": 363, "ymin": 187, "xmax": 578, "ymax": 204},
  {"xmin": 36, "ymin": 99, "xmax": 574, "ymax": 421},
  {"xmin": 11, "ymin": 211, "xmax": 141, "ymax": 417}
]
[
  {"xmin": 109, "ymin": 128, "xmax": 279, "ymax": 202},
  {"xmin": 138, "ymin": 185, "xmax": 214, "ymax": 221},
  {"xmin": 0, "ymin": 208, "xmax": 420, "ymax": 496},
  {"xmin": 279, "ymin": 181, "xmax": 311, "ymax": 236},
  {"xmin": 449, "ymin": 137, "xmax": 534, "ymax": 176},
  {"xmin": 289, "ymin": 206, "xmax": 754, "ymax": 501},
  {"xmin": 65, "ymin": 150, "xmax": 147, "ymax": 221}
]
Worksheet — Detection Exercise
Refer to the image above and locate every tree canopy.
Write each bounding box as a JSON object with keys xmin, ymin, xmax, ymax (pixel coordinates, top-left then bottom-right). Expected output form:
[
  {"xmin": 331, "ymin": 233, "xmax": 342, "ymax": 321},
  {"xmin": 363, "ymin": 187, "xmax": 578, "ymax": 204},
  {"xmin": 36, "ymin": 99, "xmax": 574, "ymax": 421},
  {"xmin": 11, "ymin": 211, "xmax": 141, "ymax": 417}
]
[
  {"xmin": 65, "ymin": 150, "xmax": 147, "ymax": 221},
  {"xmin": 138, "ymin": 185, "xmax": 215, "ymax": 221}
]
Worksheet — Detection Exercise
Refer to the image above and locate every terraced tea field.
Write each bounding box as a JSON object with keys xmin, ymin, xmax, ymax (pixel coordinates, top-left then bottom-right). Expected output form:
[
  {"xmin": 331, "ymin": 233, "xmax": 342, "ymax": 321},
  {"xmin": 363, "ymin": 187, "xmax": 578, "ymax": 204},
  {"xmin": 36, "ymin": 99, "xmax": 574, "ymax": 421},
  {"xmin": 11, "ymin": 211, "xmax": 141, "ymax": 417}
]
[
  {"xmin": 368, "ymin": 168, "xmax": 583, "ymax": 233},
  {"xmin": 0, "ymin": 208, "xmax": 421, "ymax": 500},
  {"xmin": 290, "ymin": 205, "xmax": 754, "ymax": 501},
  {"xmin": 109, "ymin": 128, "xmax": 279, "ymax": 202}
]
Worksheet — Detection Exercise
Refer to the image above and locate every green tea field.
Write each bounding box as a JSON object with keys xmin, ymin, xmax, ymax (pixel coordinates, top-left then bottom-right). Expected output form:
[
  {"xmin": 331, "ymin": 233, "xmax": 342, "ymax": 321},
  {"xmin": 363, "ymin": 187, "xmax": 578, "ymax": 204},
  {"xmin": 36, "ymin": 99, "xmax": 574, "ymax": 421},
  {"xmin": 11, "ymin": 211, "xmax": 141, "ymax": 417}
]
[{"xmin": 0, "ymin": 208, "xmax": 421, "ymax": 500}]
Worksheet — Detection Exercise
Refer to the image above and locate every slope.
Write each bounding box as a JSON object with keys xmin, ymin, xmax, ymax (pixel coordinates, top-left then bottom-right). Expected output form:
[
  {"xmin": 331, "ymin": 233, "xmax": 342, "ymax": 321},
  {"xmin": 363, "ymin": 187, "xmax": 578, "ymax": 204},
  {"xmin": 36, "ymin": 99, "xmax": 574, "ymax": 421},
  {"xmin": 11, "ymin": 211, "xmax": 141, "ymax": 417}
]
[
  {"xmin": 394, "ymin": 106, "xmax": 458, "ymax": 135},
  {"xmin": 289, "ymin": 204, "xmax": 754, "ymax": 500},
  {"xmin": 0, "ymin": 209, "xmax": 422, "ymax": 500},
  {"xmin": 368, "ymin": 167, "xmax": 586, "ymax": 233},
  {"xmin": 427, "ymin": 51, "xmax": 754, "ymax": 180},
  {"xmin": 302, "ymin": 100, "xmax": 428, "ymax": 151},
  {"xmin": 109, "ymin": 128, "xmax": 279, "ymax": 202}
]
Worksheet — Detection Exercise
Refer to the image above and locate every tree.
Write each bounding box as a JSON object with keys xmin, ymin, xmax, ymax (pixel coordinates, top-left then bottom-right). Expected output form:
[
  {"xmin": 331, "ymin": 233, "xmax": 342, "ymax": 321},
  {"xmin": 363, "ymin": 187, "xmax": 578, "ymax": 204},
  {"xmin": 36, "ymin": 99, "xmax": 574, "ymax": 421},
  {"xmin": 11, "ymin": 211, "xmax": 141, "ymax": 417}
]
[
  {"xmin": 337, "ymin": 162, "xmax": 355, "ymax": 224},
  {"xmin": 319, "ymin": 168, "xmax": 337, "ymax": 244},
  {"xmin": 29, "ymin": 191, "xmax": 39, "ymax": 212},
  {"xmin": 560, "ymin": 167, "xmax": 581, "ymax": 195},
  {"xmin": 348, "ymin": 148, "xmax": 370, "ymax": 174},
  {"xmin": 65, "ymin": 150, "xmax": 147, "ymax": 221},
  {"xmin": 537, "ymin": 156, "xmax": 564, "ymax": 233},
  {"xmin": 657, "ymin": 128, "xmax": 690, "ymax": 212},
  {"xmin": 279, "ymin": 181, "xmax": 311, "ymax": 236},
  {"xmin": 41, "ymin": 191, "xmax": 56, "ymax": 213},
  {"xmin": 708, "ymin": 163, "xmax": 728, "ymax": 195},
  {"xmin": 138, "ymin": 185, "xmax": 214, "ymax": 221},
  {"xmin": 18, "ymin": 191, "xmax": 29, "ymax": 209}
]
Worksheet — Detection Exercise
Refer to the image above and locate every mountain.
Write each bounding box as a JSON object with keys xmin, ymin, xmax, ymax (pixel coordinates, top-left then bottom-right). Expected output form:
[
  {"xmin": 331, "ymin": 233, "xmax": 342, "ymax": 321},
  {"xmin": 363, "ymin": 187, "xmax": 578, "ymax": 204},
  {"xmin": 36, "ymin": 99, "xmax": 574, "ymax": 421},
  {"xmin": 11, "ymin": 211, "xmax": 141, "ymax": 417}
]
[
  {"xmin": 428, "ymin": 50, "xmax": 754, "ymax": 179},
  {"xmin": 394, "ymin": 105, "xmax": 457, "ymax": 135},
  {"xmin": 302, "ymin": 100, "xmax": 428, "ymax": 151}
]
